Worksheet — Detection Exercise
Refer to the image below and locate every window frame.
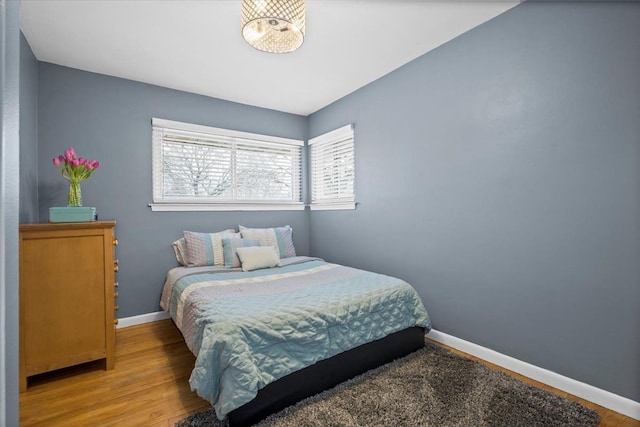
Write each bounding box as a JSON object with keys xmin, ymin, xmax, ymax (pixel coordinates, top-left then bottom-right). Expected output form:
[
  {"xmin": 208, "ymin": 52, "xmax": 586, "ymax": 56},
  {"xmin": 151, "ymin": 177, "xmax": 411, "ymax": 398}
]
[
  {"xmin": 309, "ymin": 124, "xmax": 356, "ymax": 211},
  {"xmin": 150, "ymin": 118, "xmax": 304, "ymax": 212}
]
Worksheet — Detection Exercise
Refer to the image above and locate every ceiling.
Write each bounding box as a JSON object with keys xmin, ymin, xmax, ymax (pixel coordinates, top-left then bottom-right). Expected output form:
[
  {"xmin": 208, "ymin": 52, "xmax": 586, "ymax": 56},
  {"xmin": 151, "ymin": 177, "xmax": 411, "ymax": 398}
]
[{"xmin": 20, "ymin": 1, "xmax": 518, "ymax": 116}]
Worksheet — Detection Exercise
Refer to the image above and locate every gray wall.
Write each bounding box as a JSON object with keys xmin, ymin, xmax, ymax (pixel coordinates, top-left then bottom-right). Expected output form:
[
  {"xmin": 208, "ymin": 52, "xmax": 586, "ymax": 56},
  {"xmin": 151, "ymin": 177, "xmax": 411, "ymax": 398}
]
[
  {"xmin": 1, "ymin": 0, "xmax": 21, "ymax": 424},
  {"xmin": 308, "ymin": 2, "xmax": 640, "ymax": 402},
  {"xmin": 20, "ymin": 32, "xmax": 38, "ymax": 223},
  {"xmin": 37, "ymin": 63, "xmax": 310, "ymax": 317}
]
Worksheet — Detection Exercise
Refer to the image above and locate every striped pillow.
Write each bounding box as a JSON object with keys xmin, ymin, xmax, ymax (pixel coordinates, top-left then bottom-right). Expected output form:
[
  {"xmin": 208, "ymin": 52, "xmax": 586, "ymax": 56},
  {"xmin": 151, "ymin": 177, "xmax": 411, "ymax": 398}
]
[
  {"xmin": 183, "ymin": 229, "xmax": 239, "ymax": 267},
  {"xmin": 222, "ymin": 238, "xmax": 261, "ymax": 268},
  {"xmin": 239, "ymin": 225, "xmax": 296, "ymax": 259}
]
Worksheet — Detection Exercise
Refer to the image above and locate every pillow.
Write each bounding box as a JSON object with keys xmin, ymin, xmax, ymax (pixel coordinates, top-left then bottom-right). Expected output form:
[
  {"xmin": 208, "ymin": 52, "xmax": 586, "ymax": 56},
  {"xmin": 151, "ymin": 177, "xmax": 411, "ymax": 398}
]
[
  {"xmin": 239, "ymin": 225, "xmax": 296, "ymax": 259},
  {"xmin": 222, "ymin": 238, "xmax": 261, "ymax": 268},
  {"xmin": 236, "ymin": 246, "xmax": 280, "ymax": 272},
  {"xmin": 171, "ymin": 238, "xmax": 187, "ymax": 266},
  {"xmin": 183, "ymin": 229, "xmax": 239, "ymax": 267}
]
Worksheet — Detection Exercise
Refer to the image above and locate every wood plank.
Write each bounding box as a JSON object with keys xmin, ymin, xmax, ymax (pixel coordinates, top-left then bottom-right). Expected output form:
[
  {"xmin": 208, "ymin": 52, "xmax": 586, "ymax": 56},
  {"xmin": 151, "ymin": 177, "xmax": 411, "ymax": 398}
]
[
  {"xmin": 20, "ymin": 320, "xmax": 209, "ymax": 426},
  {"xmin": 19, "ymin": 320, "xmax": 639, "ymax": 426}
]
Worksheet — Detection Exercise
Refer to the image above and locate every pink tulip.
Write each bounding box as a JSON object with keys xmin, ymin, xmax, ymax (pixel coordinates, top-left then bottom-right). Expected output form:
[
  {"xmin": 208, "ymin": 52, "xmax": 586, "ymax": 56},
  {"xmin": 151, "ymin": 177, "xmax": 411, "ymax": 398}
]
[
  {"xmin": 65, "ymin": 147, "xmax": 76, "ymax": 161},
  {"xmin": 53, "ymin": 148, "xmax": 99, "ymax": 181}
]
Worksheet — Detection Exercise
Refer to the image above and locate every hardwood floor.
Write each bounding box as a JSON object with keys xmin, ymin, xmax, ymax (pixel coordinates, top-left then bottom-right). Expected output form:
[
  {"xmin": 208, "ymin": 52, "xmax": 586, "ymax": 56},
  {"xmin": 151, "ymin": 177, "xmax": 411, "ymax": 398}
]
[
  {"xmin": 19, "ymin": 319, "xmax": 639, "ymax": 426},
  {"xmin": 20, "ymin": 319, "xmax": 210, "ymax": 426}
]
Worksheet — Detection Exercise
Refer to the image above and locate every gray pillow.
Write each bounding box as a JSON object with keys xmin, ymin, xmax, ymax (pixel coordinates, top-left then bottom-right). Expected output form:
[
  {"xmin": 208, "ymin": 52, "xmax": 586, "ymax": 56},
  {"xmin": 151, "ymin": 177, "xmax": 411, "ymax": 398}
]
[
  {"xmin": 183, "ymin": 229, "xmax": 239, "ymax": 267},
  {"xmin": 239, "ymin": 225, "xmax": 296, "ymax": 258}
]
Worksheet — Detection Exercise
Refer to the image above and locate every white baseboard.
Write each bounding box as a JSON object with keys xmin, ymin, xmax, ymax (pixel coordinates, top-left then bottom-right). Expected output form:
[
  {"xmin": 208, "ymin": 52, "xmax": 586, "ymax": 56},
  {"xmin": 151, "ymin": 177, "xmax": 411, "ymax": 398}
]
[
  {"xmin": 117, "ymin": 311, "xmax": 170, "ymax": 329},
  {"xmin": 427, "ymin": 329, "xmax": 640, "ymax": 421}
]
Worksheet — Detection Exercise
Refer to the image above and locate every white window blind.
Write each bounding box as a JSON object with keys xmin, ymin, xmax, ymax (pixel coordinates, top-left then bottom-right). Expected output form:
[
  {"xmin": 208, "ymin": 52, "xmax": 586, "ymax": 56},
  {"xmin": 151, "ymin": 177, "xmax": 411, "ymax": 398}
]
[
  {"xmin": 151, "ymin": 118, "xmax": 303, "ymax": 211},
  {"xmin": 309, "ymin": 124, "xmax": 355, "ymax": 210}
]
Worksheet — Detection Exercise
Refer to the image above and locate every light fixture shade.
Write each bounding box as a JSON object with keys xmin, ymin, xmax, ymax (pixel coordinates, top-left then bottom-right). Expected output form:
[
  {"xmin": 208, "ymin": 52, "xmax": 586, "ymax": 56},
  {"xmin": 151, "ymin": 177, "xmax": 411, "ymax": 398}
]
[{"xmin": 241, "ymin": 0, "xmax": 305, "ymax": 53}]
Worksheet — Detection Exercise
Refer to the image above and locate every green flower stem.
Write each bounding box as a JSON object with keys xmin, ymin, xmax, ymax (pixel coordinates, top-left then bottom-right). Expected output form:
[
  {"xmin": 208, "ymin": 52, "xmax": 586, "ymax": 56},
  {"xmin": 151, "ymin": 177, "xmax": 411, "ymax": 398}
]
[{"xmin": 68, "ymin": 180, "xmax": 83, "ymax": 207}]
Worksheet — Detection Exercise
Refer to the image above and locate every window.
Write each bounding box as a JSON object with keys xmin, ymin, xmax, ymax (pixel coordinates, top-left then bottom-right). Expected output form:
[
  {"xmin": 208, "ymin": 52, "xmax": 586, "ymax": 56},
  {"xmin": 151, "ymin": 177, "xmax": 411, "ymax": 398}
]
[
  {"xmin": 151, "ymin": 118, "xmax": 303, "ymax": 211},
  {"xmin": 309, "ymin": 124, "xmax": 355, "ymax": 210}
]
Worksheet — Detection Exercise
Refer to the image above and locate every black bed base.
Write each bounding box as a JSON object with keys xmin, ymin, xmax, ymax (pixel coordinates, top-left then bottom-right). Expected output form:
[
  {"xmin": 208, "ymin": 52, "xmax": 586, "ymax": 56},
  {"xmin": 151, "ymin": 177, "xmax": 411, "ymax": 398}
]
[{"xmin": 228, "ymin": 326, "xmax": 426, "ymax": 427}]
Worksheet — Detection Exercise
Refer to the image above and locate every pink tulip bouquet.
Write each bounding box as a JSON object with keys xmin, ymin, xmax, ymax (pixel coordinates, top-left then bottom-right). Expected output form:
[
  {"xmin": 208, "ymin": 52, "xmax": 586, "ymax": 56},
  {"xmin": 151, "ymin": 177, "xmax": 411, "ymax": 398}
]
[{"xmin": 53, "ymin": 147, "xmax": 100, "ymax": 207}]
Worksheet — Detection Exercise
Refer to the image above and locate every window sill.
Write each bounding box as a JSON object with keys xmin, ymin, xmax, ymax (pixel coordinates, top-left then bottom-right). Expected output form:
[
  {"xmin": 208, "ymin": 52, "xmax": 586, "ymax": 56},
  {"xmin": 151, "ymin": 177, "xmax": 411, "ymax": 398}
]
[
  {"xmin": 149, "ymin": 203, "xmax": 305, "ymax": 212},
  {"xmin": 309, "ymin": 202, "xmax": 357, "ymax": 211}
]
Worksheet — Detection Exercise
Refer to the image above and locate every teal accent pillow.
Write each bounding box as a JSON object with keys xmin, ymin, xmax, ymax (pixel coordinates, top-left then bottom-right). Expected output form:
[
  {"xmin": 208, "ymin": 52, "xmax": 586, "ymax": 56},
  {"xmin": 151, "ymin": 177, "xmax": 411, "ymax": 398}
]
[{"xmin": 222, "ymin": 238, "xmax": 261, "ymax": 268}]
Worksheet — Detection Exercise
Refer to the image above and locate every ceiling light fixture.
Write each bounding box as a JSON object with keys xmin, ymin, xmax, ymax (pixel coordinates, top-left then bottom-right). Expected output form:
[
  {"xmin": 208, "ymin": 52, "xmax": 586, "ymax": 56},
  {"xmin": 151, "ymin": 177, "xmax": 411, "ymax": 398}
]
[{"xmin": 241, "ymin": 0, "xmax": 305, "ymax": 54}]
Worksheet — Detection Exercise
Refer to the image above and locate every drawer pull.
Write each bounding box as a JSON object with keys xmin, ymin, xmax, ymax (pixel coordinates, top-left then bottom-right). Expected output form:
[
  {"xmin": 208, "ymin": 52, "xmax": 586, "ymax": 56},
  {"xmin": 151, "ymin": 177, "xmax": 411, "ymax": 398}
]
[
  {"xmin": 114, "ymin": 291, "xmax": 119, "ymax": 298},
  {"xmin": 114, "ymin": 282, "xmax": 119, "ymax": 288},
  {"xmin": 114, "ymin": 319, "xmax": 119, "ymax": 325},
  {"xmin": 113, "ymin": 238, "xmax": 119, "ymax": 246},
  {"xmin": 114, "ymin": 259, "xmax": 119, "ymax": 265},
  {"xmin": 114, "ymin": 305, "xmax": 119, "ymax": 311},
  {"xmin": 114, "ymin": 265, "xmax": 119, "ymax": 272}
]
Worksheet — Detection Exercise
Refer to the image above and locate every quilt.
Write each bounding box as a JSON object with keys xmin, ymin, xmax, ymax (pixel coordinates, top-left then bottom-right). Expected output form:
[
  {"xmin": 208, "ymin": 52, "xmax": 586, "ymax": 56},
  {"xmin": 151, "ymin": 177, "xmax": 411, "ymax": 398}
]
[{"xmin": 160, "ymin": 257, "xmax": 431, "ymax": 419}]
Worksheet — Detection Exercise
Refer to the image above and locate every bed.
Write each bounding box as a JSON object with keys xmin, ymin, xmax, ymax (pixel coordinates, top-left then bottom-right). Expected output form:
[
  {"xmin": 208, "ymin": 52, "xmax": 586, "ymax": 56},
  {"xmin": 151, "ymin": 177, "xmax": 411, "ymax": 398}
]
[{"xmin": 161, "ymin": 254, "xmax": 431, "ymax": 426}]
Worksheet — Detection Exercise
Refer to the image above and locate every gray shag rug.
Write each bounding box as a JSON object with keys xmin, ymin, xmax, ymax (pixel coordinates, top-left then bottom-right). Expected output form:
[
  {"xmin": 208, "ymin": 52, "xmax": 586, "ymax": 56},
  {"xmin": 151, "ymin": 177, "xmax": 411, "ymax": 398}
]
[{"xmin": 176, "ymin": 343, "xmax": 599, "ymax": 427}]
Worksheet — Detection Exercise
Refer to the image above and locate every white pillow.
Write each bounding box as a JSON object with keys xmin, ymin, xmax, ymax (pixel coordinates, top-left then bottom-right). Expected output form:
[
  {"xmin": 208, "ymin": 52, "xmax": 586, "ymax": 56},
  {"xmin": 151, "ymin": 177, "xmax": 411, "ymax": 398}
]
[
  {"xmin": 236, "ymin": 246, "xmax": 280, "ymax": 272},
  {"xmin": 171, "ymin": 238, "xmax": 187, "ymax": 266}
]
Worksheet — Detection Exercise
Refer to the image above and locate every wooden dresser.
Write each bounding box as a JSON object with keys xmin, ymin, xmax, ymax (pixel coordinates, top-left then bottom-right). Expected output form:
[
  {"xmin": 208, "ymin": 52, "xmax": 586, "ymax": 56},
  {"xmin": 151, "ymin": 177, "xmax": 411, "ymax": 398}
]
[{"xmin": 19, "ymin": 221, "xmax": 118, "ymax": 391}]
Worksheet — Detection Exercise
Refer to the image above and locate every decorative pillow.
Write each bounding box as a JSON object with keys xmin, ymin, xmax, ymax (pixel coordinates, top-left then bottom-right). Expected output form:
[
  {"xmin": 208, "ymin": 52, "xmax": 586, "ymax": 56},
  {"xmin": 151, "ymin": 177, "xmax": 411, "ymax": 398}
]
[
  {"xmin": 236, "ymin": 246, "xmax": 280, "ymax": 272},
  {"xmin": 183, "ymin": 229, "xmax": 239, "ymax": 267},
  {"xmin": 171, "ymin": 238, "xmax": 187, "ymax": 266},
  {"xmin": 239, "ymin": 225, "xmax": 296, "ymax": 259},
  {"xmin": 222, "ymin": 238, "xmax": 261, "ymax": 268}
]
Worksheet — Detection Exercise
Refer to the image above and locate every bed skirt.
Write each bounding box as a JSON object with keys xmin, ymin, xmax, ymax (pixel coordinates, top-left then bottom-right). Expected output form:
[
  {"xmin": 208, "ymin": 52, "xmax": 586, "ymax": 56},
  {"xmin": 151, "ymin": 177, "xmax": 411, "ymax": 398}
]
[{"xmin": 228, "ymin": 326, "xmax": 426, "ymax": 427}]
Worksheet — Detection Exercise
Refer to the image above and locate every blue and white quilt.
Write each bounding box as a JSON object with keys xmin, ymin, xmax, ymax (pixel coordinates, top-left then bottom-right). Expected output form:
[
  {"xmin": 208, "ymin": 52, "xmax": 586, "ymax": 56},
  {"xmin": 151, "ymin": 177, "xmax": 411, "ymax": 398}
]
[{"xmin": 160, "ymin": 257, "xmax": 431, "ymax": 419}]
